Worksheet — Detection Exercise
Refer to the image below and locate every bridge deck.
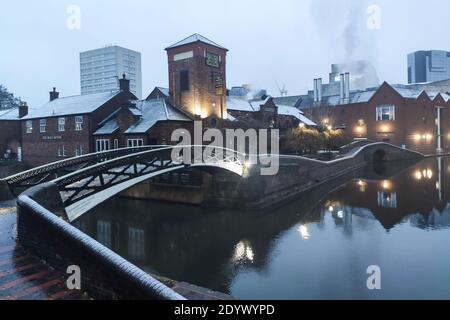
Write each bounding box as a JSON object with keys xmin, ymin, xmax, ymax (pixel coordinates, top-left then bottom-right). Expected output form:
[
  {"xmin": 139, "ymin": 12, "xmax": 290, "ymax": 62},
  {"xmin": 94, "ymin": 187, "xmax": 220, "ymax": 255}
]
[{"xmin": 0, "ymin": 203, "xmax": 88, "ymax": 300}]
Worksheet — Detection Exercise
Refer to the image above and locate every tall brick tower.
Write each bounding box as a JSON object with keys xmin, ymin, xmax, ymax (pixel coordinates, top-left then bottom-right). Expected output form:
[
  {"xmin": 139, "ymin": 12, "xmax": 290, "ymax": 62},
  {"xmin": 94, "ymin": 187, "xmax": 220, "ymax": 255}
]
[{"xmin": 166, "ymin": 34, "xmax": 228, "ymax": 127}]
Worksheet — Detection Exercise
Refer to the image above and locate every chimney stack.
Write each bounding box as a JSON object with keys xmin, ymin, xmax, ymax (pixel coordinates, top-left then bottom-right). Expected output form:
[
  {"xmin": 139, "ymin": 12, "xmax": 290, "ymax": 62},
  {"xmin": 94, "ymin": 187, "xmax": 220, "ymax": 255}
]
[
  {"xmin": 313, "ymin": 79, "xmax": 318, "ymax": 103},
  {"xmin": 317, "ymin": 78, "xmax": 322, "ymax": 103},
  {"xmin": 19, "ymin": 101, "xmax": 28, "ymax": 118},
  {"xmin": 49, "ymin": 87, "xmax": 59, "ymax": 102},
  {"xmin": 119, "ymin": 74, "xmax": 130, "ymax": 92},
  {"xmin": 344, "ymin": 72, "xmax": 350, "ymax": 100},
  {"xmin": 340, "ymin": 74, "xmax": 345, "ymax": 102}
]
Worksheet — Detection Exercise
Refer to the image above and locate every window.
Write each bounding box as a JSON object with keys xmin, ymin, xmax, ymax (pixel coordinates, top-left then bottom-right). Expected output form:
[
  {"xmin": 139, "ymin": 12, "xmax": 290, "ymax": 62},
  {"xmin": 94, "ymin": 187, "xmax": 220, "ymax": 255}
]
[
  {"xmin": 127, "ymin": 139, "xmax": 144, "ymax": 148},
  {"xmin": 58, "ymin": 146, "xmax": 67, "ymax": 157},
  {"xmin": 128, "ymin": 227, "xmax": 145, "ymax": 261},
  {"xmin": 180, "ymin": 70, "xmax": 189, "ymax": 91},
  {"xmin": 39, "ymin": 119, "xmax": 46, "ymax": 133},
  {"xmin": 377, "ymin": 191, "xmax": 397, "ymax": 208},
  {"xmin": 75, "ymin": 145, "xmax": 84, "ymax": 157},
  {"xmin": 376, "ymin": 105, "xmax": 395, "ymax": 121},
  {"xmin": 96, "ymin": 139, "xmax": 110, "ymax": 152},
  {"xmin": 58, "ymin": 117, "xmax": 66, "ymax": 132},
  {"xmin": 97, "ymin": 220, "xmax": 112, "ymax": 248},
  {"xmin": 114, "ymin": 139, "xmax": 119, "ymax": 150},
  {"xmin": 75, "ymin": 116, "xmax": 83, "ymax": 131},
  {"xmin": 26, "ymin": 120, "xmax": 33, "ymax": 134}
]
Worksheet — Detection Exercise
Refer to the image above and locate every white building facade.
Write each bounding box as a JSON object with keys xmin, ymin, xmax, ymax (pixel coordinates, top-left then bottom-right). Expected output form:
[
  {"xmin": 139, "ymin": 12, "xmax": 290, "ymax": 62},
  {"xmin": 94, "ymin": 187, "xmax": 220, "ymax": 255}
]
[{"xmin": 80, "ymin": 46, "xmax": 142, "ymax": 98}]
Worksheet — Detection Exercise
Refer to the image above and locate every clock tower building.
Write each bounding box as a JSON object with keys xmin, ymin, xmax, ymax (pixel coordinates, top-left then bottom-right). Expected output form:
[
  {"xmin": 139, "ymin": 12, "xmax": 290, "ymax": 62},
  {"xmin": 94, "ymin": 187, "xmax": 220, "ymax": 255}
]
[{"xmin": 166, "ymin": 34, "xmax": 228, "ymax": 127}]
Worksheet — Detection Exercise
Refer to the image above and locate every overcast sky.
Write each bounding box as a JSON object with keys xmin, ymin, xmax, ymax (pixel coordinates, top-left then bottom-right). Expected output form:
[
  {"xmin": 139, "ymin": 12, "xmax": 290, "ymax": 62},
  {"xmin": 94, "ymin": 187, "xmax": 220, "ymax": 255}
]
[{"xmin": 1, "ymin": 0, "xmax": 449, "ymax": 107}]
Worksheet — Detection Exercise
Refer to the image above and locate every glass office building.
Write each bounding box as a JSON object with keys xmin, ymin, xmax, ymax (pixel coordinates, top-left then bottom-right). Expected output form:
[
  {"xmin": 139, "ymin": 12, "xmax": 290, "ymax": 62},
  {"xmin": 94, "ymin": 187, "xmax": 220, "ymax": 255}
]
[{"xmin": 408, "ymin": 50, "xmax": 450, "ymax": 84}]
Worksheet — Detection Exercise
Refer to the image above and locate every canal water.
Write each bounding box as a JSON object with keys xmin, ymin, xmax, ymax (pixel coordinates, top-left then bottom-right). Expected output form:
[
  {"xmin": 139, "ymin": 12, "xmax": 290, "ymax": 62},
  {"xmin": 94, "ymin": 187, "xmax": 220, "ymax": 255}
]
[{"xmin": 75, "ymin": 157, "xmax": 450, "ymax": 300}]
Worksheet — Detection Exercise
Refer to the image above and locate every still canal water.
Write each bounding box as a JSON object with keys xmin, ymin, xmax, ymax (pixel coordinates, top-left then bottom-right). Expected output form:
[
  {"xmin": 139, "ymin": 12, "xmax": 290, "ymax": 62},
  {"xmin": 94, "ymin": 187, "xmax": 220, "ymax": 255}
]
[{"xmin": 74, "ymin": 157, "xmax": 450, "ymax": 299}]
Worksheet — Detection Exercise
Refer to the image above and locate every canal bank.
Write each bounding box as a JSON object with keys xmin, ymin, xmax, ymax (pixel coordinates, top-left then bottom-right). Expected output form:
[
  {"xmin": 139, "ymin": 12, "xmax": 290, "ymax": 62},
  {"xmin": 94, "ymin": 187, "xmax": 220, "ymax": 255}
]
[{"xmin": 0, "ymin": 202, "xmax": 88, "ymax": 300}]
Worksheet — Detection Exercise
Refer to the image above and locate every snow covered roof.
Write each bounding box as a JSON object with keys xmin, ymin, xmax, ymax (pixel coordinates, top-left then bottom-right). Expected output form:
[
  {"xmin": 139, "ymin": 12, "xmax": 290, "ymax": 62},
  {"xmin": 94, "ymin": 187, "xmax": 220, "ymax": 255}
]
[
  {"xmin": 273, "ymin": 95, "xmax": 304, "ymax": 107},
  {"xmin": 0, "ymin": 108, "xmax": 20, "ymax": 120},
  {"xmin": 277, "ymin": 104, "xmax": 317, "ymax": 126},
  {"xmin": 94, "ymin": 119, "xmax": 119, "ymax": 135},
  {"xmin": 166, "ymin": 33, "xmax": 227, "ymax": 51},
  {"xmin": 155, "ymin": 87, "xmax": 170, "ymax": 97},
  {"xmin": 299, "ymin": 88, "xmax": 378, "ymax": 109},
  {"xmin": 226, "ymin": 97, "xmax": 271, "ymax": 112},
  {"xmin": 125, "ymin": 99, "xmax": 191, "ymax": 134},
  {"xmin": 24, "ymin": 91, "xmax": 121, "ymax": 119}
]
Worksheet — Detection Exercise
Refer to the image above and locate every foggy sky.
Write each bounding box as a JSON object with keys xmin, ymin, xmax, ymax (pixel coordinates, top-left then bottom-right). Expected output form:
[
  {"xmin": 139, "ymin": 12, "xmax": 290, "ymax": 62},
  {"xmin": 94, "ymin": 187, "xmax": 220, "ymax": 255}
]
[{"xmin": 1, "ymin": 0, "xmax": 449, "ymax": 107}]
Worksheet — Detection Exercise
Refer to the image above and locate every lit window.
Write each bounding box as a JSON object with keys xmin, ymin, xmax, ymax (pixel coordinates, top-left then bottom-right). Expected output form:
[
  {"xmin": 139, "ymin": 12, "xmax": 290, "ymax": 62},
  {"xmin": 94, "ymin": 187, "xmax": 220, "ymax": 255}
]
[
  {"xmin": 127, "ymin": 139, "xmax": 144, "ymax": 148},
  {"xmin": 40, "ymin": 119, "xmax": 47, "ymax": 133},
  {"xmin": 26, "ymin": 120, "xmax": 33, "ymax": 134},
  {"xmin": 75, "ymin": 116, "xmax": 83, "ymax": 131},
  {"xmin": 377, "ymin": 191, "xmax": 397, "ymax": 208},
  {"xmin": 376, "ymin": 105, "xmax": 395, "ymax": 121},
  {"xmin": 58, "ymin": 117, "xmax": 66, "ymax": 132}
]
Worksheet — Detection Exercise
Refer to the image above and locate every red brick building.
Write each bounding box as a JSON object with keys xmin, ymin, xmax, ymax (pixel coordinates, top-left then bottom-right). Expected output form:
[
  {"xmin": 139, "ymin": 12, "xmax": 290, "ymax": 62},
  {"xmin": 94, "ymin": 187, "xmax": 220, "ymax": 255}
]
[
  {"xmin": 21, "ymin": 79, "xmax": 137, "ymax": 166},
  {"xmin": 0, "ymin": 103, "xmax": 26, "ymax": 160},
  {"xmin": 227, "ymin": 96, "xmax": 317, "ymax": 130},
  {"xmin": 166, "ymin": 34, "xmax": 228, "ymax": 127},
  {"xmin": 301, "ymin": 81, "xmax": 450, "ymax": 155},
  {"xmin": 94, "ymin": 97, "xmax": 192, "ymax": 148}
]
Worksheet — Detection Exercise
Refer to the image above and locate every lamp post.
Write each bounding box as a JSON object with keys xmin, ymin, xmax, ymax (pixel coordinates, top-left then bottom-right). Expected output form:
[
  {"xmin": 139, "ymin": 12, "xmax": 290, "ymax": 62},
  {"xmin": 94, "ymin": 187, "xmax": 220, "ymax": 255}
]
[{"xmin": 436, "ymin": 106, "xmax": 444, "ymax": 155}]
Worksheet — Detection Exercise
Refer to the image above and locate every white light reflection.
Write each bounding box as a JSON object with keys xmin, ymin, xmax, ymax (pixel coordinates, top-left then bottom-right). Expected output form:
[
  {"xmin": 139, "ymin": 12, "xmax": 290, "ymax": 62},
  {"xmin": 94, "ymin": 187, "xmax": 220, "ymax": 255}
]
[
  {"xmin": 233, "ymin": 241, "xmax": 255, "ymax": 263},
  {"xmin": 298, "ymin": 225, "xmax": 310, "ymax": 240}
]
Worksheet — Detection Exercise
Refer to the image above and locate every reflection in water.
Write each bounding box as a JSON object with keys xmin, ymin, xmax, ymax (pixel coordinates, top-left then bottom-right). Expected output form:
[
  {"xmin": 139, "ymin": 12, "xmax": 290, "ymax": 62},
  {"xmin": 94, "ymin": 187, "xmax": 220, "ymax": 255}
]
[{"xmin": 75, "ymin": 157, "xmax": 450, "ymax": 299}]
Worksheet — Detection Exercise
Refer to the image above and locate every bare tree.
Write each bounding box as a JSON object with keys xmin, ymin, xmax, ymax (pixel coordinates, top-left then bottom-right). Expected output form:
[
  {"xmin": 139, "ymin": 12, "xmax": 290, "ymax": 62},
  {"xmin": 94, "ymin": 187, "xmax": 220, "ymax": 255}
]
[{"xmin": 0, "ymin": 85, "xmax": 22, "ymax": 110}]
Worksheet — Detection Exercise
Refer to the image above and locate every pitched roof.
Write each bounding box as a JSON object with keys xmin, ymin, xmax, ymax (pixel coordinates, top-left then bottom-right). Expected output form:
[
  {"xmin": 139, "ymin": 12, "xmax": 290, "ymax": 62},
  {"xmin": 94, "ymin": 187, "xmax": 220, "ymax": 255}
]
[
  {"xmin": 277, "ymin": 104, "xmax": 317, "ymax": 126},
  {"xmin": 94, "ymin": 119, "xmax": 119, "ymax": 135},
  {"xmin": 125, "ymin": 99, "xmax": 191, "ymax": 134},
  {"xmin": 24, "ymin": 91, "xmax": 121, "ymax": 119},
  {"xmin": 273, "ymin": 95, "xmax": 304, "ymax": 107},
  {"xmin": 227, "ymin": 97, "xmax": 317, "ymax": 126},
  {"xmin": 0, "ymin": 108, "xmax": 20, "ymax": 120},
  {"xmin": 155, "ymin": 87, "xmax": 170, "ymax": 97},
  {"xmin": 226, "ymin": 97, "xmax": 271, "ymax": 112},
  {"xmin": 166, "ymin": 33, "xmax": 228, "ymax": 51}
]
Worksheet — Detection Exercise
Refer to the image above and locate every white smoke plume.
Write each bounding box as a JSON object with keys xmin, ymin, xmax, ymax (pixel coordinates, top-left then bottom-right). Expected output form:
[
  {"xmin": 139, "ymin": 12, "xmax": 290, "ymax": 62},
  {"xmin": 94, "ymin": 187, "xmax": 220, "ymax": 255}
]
[{"xmin": 310, "ymin": 0, "xmax": 369, "ymax": 59}]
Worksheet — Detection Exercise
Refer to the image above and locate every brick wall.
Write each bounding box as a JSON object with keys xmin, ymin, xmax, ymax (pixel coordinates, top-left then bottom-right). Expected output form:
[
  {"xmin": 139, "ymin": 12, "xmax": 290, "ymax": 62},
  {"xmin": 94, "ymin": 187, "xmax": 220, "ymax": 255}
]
[
  {"xmin": 167, "ymin": 42, "xmax": 227, "ymax": 122},
  {"xmin": 0, "ymin": 120, "xmax": 21, "ymax": 157},
  {"xmin": 304, "ymin": 83, "xmax": 450, "ymax": 155}
]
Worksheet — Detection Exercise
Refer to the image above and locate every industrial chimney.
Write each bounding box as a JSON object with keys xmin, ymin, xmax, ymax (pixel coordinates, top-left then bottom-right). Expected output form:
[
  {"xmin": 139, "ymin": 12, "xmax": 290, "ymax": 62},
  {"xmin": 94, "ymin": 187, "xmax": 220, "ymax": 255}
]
[
  {"xmin": 344, "ymin": 73, "xmax": 350, "ymax": 101},
  {"xmin": 339, "ymin": 74, "xmax": 345, "ymax": 103},
  {"xmin": 313, "ymin": 79, "xmax": 318, "ymax": 103},
  {"xmin": 317, "ymin": 78, "xmax": 322, "ymax": 103}
]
